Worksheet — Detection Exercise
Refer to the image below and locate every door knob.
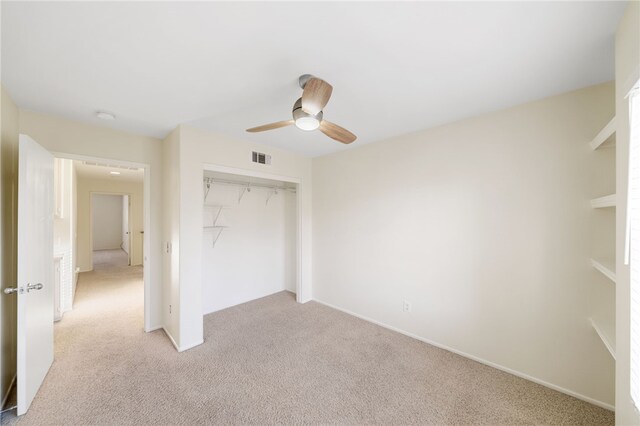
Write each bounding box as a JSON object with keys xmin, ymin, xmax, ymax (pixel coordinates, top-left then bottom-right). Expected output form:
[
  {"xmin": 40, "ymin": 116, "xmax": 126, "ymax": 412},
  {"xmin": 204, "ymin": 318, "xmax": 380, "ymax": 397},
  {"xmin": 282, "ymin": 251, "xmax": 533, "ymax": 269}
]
[
  {"xmin": 4, "ymin": 286, "xmax": 23, "ymax": 295},
  {"xmin": 27, "ymin": 283, "xmax": 43, "ymax": 292}
]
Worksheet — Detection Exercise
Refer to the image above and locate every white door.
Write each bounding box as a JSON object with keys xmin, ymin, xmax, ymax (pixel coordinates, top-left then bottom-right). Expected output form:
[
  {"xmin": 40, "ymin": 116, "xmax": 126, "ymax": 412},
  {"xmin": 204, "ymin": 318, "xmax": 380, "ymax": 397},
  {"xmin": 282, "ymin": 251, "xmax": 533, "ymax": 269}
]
[{"xmin": 16, "ymin": 134, "xmax": 54, "ymax": 415}]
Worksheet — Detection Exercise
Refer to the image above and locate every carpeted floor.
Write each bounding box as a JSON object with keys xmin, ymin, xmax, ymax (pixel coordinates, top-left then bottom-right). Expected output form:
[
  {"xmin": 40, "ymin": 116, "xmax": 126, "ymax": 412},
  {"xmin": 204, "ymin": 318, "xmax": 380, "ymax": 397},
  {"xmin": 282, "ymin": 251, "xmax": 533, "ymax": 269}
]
[{"xmin": 1, "ymin": 250, "xmax": 613, "ymax": 425}]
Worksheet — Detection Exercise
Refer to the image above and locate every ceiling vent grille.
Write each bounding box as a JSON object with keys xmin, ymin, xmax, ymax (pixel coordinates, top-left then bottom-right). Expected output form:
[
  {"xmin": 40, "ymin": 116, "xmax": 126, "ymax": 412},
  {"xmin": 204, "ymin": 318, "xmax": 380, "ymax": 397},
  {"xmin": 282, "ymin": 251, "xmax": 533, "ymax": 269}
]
[{"xmin": 251, "ymin": 151, "xmax": 271, "ymax": 165}]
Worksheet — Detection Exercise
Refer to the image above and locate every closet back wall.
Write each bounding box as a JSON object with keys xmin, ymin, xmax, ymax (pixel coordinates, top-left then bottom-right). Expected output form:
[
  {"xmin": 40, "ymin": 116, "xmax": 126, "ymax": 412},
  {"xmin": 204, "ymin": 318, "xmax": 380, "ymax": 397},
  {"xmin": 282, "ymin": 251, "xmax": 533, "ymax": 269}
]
[{"xmin": 202, "ymin": 182, "xmax": 296, "ymax": 314}]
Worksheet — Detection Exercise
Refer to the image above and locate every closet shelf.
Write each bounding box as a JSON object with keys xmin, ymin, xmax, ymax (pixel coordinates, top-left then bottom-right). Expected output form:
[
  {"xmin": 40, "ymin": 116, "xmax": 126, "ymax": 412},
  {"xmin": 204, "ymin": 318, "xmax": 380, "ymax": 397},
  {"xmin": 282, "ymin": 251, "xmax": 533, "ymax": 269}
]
[
  {"xmin": 589, "ymin": 117, "xmax": 616, "ymax": 150},
  {"xmin": 203, "ymin": 225, "xmax": 229, "ymax": 229},
  {"xmin": 590, "ymin": 318, "xmax": 616, "ymax": 360},
  {"xmin": 590, "ymin": 194, "xmax": 616, "ymax": 208},
  {"xmin": 591, "ymin": 258, "xmax": 616, "ymax": 283}
]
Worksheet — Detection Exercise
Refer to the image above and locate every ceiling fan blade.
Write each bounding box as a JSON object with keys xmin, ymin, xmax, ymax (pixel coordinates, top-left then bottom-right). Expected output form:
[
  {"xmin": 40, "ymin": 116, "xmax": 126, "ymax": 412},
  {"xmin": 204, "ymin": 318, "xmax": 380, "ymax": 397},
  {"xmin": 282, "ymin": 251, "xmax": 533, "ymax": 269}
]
[
  {"xmin": 246, "ymin": 120, "xmax": 294, "ymax": 132},
  {"xmin": 302, "ymin": 78, "xmax": 333, "ymax": 115},
  {"xmin": 319, "ymin": 120, "xmax": 357, "ymax": 144}
]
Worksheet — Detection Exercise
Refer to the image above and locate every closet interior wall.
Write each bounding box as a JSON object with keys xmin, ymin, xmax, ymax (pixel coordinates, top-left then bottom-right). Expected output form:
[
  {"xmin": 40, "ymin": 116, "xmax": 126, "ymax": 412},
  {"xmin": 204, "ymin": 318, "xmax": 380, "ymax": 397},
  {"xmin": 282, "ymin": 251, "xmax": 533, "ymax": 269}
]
[{"xmin": 202, "ymin": 171, "xmax": 297, "ymax": 314}]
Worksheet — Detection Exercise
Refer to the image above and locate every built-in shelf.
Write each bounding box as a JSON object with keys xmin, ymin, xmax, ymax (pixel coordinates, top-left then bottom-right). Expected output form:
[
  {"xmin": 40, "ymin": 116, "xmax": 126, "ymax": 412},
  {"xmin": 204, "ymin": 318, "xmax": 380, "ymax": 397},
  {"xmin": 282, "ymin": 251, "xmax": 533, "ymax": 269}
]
[
  {"xmin": 203, "ymin": 205, "xmax": 230, "ymax": 247},
  {"xmin": 590, "ymin": 318, "xmax": 616, "ymax": 359},
  {"xmin": 591, "ymin": 258, "xmax": 616, "ymax": 283},
  {"xmin": 589, "ymin": 117, "xmax": 616, "ymax": 150},
  {"xmin": 590, "ymin": 194, "xmax": 616, "ymax": 208}
]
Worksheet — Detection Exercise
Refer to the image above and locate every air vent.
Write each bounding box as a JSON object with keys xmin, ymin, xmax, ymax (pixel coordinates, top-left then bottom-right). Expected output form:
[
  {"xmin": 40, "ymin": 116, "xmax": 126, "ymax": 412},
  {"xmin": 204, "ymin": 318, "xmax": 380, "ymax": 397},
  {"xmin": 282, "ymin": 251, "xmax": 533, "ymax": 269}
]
[
  {"xmin": 82, "ymin": 161, "xmax": 140, "ymax": 171},
  {"xmin": 251, "ymin": 151, "xmax": 271, "ymax": 165}
]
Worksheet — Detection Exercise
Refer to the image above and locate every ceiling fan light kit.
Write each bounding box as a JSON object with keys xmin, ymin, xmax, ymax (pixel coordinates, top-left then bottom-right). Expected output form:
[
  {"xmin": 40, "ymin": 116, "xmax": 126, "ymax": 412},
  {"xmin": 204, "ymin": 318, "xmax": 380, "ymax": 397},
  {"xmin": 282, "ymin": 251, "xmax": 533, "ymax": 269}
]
[
  {"xmin": 292, "ymin": 98, "xmax": 322, "ymax": 131},
  {"xmin": 246, "ymin": 74, "xmax": 357, "ymax": 144}
]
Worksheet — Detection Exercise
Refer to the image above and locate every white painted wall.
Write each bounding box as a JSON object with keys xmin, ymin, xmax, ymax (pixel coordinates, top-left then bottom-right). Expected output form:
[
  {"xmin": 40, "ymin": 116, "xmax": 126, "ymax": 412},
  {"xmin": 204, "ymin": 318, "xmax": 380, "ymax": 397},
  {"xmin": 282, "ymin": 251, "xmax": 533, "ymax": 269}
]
[
  {"xmin": 163, "ymin": 125, "xmax": 312, "ymax": 351},
  {"xmin": 91, "ymin": 194, "xmax": 123, "ymax": 250},
  {"xmin": 19, "ymin": 111, "xmax": 162, "ymax": 331},
  {"xmin": 312, "ymin": 83, "xmax": 616, "ymax": 408},
  {"xmin": 76, "ymin": 177, "xmax": 143, "ymax": 270},
  {"xmin": 615, "ymin": 2, "xmax": 640, "ymax": 423},
  {"xmin": 202, "ymin": 181, "xmax": 296, "ymax": 313},
  {"xmin": 0, "ymin": 86, "xmax": 19, "ymax": 408}
]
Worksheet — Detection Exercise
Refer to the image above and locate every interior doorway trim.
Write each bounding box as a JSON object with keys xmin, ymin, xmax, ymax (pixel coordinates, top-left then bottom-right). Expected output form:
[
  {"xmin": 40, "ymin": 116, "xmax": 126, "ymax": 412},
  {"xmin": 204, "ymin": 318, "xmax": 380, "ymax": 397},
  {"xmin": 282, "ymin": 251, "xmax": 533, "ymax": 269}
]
[
  {"xmin": 202, "ymin": 163, "xmax": 307, "ymax": 302},
  {"xmin": 52, "ymin": 152, "xmax": 153, "ymax": 332}
]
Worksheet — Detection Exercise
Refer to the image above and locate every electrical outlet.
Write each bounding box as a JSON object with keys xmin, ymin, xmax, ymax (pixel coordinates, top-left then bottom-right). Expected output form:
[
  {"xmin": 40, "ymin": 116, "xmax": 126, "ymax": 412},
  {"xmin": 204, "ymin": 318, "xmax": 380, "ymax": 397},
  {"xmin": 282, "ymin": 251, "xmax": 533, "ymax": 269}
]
[
  {"xmin": 402, "ymin": 300, "xmax": 412, "ymax": 313},
  {"xmin": 169, "ymin": 304, "xmax": 172, "ymax": 314}
]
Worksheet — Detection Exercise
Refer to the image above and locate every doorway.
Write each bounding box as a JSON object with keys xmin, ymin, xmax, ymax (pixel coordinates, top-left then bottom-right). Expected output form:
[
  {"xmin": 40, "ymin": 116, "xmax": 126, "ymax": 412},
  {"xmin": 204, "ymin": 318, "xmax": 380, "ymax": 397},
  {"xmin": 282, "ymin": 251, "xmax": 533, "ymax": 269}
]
[{"xmin": 52, "ymin": 154, "xmax": 152, "ymax": 331}]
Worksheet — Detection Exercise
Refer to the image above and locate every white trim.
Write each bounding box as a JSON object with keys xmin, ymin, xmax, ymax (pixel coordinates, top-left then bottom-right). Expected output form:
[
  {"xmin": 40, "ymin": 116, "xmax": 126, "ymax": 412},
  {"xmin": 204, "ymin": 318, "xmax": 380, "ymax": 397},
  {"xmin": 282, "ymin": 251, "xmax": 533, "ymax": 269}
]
[
  {"xmin": 145, "ymin": 324, "xmax": 163, "ymax": 333},
  {"xmin": 1, "ymin": 375, "xmax": 16, "ymax": 410},
  {"xmin": 52, "ymin": 152, "xmax": 153, "ymax": 333},
  {"xmin": 313, "ymin": 298, "xmax": 615, "ymax": 412},
  {"xmin": 202, "ymin": 163, "xmax": 300, "ymax": 185},
  {"xmin": 162, "ymin": 327, "xmax": 203, "ymax": 352},
  {"xmin": 622, "ymin": 65, "xmax": 640, "ymax": 97},
  {"xmin": 162, "ymin": 327, "xmax": 180, "ymax": 351}
]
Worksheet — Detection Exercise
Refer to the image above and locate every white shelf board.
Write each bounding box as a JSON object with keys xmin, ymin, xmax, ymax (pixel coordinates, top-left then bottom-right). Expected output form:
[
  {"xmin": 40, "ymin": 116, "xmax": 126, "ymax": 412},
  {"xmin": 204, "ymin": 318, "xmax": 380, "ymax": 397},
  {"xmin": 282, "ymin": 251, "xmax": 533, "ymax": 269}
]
[
  {"xmin": 590, "ymin": 258, "xmax": 616, "ymax": 283},
  {"xmin": 203, "ymin": 225, "xmax": 229, "ymax": 229},
  {"xmin": 590, "ymin": 318, "xmax": 616, "ymax": 360},
  {"xmin": 589, "ymin": 117, "xmax": 616, "ymax": 150},
  {"xmin": 590, "ymin": 194, "xmax": 616, "ymax": 208}
]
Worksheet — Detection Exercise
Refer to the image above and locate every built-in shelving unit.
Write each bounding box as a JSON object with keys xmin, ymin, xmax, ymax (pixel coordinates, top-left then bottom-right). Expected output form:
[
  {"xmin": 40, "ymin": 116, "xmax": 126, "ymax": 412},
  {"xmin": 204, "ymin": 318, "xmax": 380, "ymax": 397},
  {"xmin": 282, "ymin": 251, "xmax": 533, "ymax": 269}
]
[
  {"xmin": 591, "ymin": 258, "xmax": 616, "ymax": 283},
  {"xmin": 590, "ymin": 318, "xmax": 616, "ymax": 359},
  {"xmin": 590, "ymin": 194, "xmax": 616, "ymax": 209},
  {"xmin": 589, "ymin": 117, "xmax": 616, "ymax": 150},
  {"xmin": 588, "ymin": 116, "xmax": 617, "ymax": 361}
]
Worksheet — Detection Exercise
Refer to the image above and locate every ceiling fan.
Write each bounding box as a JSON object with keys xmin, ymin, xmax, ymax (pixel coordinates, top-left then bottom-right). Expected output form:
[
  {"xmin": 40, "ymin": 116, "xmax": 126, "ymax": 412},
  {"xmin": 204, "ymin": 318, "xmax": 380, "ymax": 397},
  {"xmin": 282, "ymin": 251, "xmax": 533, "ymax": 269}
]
[{"xmin": 246, "ymin": 74, "xmax": 357, "ymax": 144}]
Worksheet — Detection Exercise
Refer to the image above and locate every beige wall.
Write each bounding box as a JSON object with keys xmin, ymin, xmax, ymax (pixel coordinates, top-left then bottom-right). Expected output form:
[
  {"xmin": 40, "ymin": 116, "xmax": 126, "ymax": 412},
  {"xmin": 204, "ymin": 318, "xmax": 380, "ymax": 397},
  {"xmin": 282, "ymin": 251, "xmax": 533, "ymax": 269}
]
[
  {"xmin": 312, "ymin": 83, "xmax": 616, "ymax": 408},
  {"xmin": 161, "ymin": 128, "xmax": 180, "ymax": 343},
  {"xmin": 77, "ymin": 177, "xmax": 144, "ymax": 271},
  {"xmin": 615, "ymin": 2, "xmax": 640, "ymax": 423},
  {"xmin": 163, "ymin": 125, "xmax": 312, "ymax": 350},
  {"xmin": 0, "ymin": 86, "xmax": 19, "ymax": 406},
  {"xmin": 19, "ymin": 111, "xmax": 163, "ymax": 331}
]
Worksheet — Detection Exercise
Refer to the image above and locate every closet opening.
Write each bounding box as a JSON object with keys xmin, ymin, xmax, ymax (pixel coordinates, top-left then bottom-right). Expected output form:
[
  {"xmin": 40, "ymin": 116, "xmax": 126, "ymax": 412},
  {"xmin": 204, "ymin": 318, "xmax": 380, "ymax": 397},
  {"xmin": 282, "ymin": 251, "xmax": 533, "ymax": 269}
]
[{"xmin": 201, "ymin": 168, "xmax": 298, "ymax": 314}]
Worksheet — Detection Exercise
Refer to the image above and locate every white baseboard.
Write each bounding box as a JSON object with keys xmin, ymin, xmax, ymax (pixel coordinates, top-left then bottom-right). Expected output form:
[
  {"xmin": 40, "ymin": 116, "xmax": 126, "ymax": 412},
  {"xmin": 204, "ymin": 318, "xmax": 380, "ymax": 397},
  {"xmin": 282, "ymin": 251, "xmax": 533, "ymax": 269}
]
[
  {"xmin": 178, "ymin": 338, "xmax": 204, "ymax": 353},
  {"xmin": 1, "ymin": 375, "xmax": 16, "ymax": 410},
  {"xmin": 162, "ymin": 327, "xmax": 203, "ymax": 353},
  {"xmin": 313, "ymin": 298, "xmax": 614, "ymax": 412},
  {"xmin": 145, "ymin": 324, "xmax": 163, "ymax": 333},
  {"xmin": 162, "ymin": 327, "xmax": 180, "ymax": 351}
]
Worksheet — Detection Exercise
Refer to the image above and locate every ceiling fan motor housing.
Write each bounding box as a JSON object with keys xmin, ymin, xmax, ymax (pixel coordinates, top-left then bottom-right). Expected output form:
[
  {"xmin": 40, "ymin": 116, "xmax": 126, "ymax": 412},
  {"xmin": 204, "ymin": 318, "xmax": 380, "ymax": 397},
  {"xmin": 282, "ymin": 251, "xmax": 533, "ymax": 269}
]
[{"xmin": 292, "ymin": 98, "xmax": 323, "ymax": 122}]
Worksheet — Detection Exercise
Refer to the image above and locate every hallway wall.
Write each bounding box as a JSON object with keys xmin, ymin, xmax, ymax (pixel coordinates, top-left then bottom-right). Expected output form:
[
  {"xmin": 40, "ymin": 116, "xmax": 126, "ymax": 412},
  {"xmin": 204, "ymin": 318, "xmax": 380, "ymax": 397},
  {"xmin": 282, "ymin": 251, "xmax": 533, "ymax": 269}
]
[
  {"xmin": 77, "ymin": 176, "xmax": 143, "ymax": 271},
  {"xmin": 91, "ymin": 194, "xmax": 123, "ymax": 250}
]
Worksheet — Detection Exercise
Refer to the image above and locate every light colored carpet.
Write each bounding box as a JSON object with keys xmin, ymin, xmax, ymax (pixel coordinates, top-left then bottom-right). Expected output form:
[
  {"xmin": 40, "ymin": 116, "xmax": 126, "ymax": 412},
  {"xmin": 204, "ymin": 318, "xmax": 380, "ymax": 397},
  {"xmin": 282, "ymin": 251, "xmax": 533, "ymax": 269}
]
[
  {"xmin": 93, "ymin": 248, "xmax": 129, "ymax": 269},
  {"xmin": 1, "ymin": 259, "xmax": 613, "ymax": 425}
]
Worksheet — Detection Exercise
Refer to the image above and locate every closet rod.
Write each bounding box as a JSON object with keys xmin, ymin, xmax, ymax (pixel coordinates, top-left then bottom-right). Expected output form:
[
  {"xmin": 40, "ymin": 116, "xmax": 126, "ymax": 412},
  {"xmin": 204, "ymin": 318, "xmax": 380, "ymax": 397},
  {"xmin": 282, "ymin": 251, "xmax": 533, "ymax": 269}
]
[{"xmin": 203, "ymin": 177, "xmax": 296, "ymax": 193}]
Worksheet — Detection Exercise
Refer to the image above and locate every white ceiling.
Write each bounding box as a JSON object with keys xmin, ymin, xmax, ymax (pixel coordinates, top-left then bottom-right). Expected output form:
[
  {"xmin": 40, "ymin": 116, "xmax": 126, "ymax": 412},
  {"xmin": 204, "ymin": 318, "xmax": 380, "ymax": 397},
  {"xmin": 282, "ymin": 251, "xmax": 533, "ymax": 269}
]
[
  {"xmin": 74, "ymin": 161, "xmax": 143, "ymax": 183},
  {"xmin": 1, "ymin": 2, "xmax": 626, "ymax": 157}
]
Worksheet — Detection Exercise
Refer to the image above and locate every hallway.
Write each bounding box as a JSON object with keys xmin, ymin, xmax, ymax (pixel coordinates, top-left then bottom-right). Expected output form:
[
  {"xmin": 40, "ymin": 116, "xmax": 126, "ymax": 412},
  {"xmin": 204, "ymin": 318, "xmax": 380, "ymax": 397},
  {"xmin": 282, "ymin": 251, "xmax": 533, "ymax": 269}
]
[{"xmin": 1, "ymin": 249, "xmax": 157, "ymax": 425}]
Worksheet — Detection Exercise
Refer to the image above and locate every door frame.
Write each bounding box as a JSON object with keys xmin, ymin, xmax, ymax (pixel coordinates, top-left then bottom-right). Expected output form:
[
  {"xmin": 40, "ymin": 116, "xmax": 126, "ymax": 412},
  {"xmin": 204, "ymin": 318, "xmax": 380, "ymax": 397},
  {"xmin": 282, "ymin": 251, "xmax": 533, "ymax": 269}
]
[
  {"xmin": 52, "ymin": 152, "xmax": 152, "ymax": 332},
  {"xmin": 89, "ymin": 192, "xmax": 133, "ymax": 267}
]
